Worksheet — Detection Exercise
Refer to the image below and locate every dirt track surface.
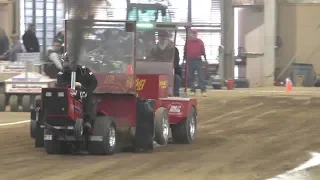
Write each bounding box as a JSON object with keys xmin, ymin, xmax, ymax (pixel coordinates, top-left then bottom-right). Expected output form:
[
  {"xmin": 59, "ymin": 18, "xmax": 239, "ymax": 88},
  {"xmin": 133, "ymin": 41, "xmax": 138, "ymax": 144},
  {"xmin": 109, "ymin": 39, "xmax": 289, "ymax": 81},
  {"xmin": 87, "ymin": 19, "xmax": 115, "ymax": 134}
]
[{"xmin": 1, "ymin": 89, "xmax": 320, "ymax": 180}]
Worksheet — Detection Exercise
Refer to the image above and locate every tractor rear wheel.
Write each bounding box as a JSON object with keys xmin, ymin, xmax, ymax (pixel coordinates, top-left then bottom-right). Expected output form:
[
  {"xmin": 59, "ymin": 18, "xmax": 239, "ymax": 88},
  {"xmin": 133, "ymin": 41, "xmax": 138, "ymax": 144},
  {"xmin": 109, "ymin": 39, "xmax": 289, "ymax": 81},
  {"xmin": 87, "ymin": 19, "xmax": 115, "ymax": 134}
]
[
  {"xmin": 74, "ymin": 118, "xmax": 84, "ymax": 141},
  {"xmin": 9, "ymin": 95, "xmax": 19, "ymax": 112},
  {"xmin": 88, "ymin": 116, "xmax": 117, "ymax": 155},
  {"xmin": 154, "ymin": 107, "xmax": 169, "ymax": 145},
  {"xmin": 171, "ymin": 106, "xmax": 197, "ymax": 144},
  {"xmin": 0, "ymin": 94, "xmax": 6, "ymax": 111},
  {"xmin": 22, "ymin": 95, "xmax": 31, "ymax": 112},
  {"xmin": 30, "ymin": 120, "xmax": 37, "ymax": 139},
  {"xmin": 44, "ymin": 129, "xmax": 70, "ymax": 154}
]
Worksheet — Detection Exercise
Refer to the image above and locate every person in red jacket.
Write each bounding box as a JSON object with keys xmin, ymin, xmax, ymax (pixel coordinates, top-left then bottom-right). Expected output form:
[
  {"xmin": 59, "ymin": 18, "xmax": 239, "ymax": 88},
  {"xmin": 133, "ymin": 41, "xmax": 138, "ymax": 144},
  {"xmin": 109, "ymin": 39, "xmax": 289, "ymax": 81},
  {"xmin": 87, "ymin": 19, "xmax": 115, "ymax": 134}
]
[{"xmin": 184, "ymin": 29, "xmax": 208, "ymax": 97}]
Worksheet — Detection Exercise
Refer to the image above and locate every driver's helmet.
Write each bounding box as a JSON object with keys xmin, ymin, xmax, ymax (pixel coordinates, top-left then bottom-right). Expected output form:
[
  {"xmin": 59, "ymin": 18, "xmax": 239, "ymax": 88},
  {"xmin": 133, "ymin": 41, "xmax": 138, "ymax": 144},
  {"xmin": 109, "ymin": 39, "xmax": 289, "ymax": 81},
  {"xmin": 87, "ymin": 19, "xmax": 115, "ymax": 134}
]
[{"xmin": 61, "ymin": 52, "xmax": 75, "ymax": 72}]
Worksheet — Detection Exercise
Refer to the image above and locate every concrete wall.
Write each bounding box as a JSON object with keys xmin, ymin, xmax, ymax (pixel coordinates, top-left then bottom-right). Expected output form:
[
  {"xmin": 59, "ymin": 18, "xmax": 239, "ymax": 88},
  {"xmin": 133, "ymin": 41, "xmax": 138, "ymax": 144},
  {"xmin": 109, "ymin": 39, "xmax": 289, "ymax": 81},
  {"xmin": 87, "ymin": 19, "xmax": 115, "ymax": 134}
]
[
  {"xmin": 237, "ymin": 7, "xmax": 265, "ymax": 87},
  {"xmin": 277, "ymin": 3, "xmax": 320, "ymax": 79}
]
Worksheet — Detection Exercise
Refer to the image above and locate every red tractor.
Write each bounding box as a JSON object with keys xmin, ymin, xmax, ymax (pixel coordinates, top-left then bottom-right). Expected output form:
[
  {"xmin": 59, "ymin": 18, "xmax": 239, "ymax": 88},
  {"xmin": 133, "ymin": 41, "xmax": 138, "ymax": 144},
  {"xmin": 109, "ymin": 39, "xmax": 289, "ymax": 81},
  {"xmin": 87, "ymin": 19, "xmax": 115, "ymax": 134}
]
[{"xmin": 30, "ymin": 20, "xmax": 197, "ymax": 155}]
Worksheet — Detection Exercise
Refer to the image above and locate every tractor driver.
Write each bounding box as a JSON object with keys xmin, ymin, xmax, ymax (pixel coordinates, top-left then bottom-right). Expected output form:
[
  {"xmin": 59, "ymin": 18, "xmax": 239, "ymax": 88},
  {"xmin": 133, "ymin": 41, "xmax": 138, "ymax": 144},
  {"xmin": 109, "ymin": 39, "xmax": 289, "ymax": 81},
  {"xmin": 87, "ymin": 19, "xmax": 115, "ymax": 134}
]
[
  {"xmin": 57, "ymin": 52, "xmax": 98, "ymax": 129},
  {"xmin": 147, "ymin": 31, "xmax": 174, "ymax": 61}
]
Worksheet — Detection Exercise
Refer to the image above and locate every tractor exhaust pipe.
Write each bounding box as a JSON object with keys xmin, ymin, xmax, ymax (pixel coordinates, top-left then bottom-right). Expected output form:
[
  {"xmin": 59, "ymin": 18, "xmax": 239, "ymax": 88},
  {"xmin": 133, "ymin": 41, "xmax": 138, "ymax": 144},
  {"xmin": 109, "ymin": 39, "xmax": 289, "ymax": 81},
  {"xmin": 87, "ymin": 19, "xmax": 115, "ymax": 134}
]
[{"xmin": 71, "ymin": 71, "xmax": 76, "ymax": 90}]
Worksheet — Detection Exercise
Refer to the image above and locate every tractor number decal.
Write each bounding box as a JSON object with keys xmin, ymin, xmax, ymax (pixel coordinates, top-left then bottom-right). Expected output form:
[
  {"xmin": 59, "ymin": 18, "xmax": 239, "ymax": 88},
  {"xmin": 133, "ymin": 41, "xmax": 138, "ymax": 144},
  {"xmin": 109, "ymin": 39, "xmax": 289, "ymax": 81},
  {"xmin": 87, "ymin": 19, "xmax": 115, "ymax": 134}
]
[
  {"xmin": 104, "ymin": 75, "xmax": 115, "ymax": 84},
  {"xmin": 159, "ymin": 80, "xmax": 168, "ymax": 89},
  {"xmin": 136, "ymin": 78, "xmax": 146, "ymax": 91}
]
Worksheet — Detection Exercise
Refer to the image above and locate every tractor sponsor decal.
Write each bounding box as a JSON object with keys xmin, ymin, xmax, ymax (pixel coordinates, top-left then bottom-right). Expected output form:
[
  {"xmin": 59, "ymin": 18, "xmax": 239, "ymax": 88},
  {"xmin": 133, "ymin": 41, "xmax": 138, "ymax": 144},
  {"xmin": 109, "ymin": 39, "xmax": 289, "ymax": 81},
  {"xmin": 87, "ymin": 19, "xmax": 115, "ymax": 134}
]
[
  {"xmin": 159, "ymin": 80, "xmax": 168, "ymax": 89},
  {"xmin": 7, "ymin": 88, "xmax": 41, "ymax": 93},
  {"xmin": 125, "ymin": 75, "xmax": 134, "ymax": 88},
  {"xmin": 136, "ymin": 78, "xmax": 146, "ymax": 91},
  {"xmin": 6, "ymin": 84, "xmax": 45, "ymax": 93},
  {"xmin": 168, "ymin": 102, "xmax": 184, "ymax": 114},
  {"xmin": 12, "ymin": 84, "xmax": 43, "ymax": 88},
  {"xmin": 104, "ymin": 75, "xmax": 115, "ymax": 84}
]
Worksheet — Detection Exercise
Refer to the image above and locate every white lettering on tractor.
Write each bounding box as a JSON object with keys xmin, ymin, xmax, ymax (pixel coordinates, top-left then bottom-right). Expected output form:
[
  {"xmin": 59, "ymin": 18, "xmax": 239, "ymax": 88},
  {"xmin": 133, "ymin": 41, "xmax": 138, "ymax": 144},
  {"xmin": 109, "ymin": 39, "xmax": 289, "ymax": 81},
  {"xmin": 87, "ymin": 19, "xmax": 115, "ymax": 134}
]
[{"xmin": 169, "ymin": 105, "xmax": 181, "ymax": 113}]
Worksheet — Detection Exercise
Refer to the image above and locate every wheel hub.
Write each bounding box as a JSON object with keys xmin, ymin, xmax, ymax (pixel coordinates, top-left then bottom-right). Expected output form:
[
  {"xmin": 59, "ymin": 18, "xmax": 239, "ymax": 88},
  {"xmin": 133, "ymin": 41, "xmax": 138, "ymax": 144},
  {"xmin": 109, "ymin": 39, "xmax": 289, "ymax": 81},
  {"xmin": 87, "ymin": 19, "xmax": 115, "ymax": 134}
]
[
  {"xmin": 189, "ymin": 116, "xmax": 195, "ymax": 139},
  {"xmin": 162, "ymin": 117, "xmax": 169, "ymax": 140},
  {"xmin": 109, "ymin": 127, "xmax": 116, "ymax": 147}
]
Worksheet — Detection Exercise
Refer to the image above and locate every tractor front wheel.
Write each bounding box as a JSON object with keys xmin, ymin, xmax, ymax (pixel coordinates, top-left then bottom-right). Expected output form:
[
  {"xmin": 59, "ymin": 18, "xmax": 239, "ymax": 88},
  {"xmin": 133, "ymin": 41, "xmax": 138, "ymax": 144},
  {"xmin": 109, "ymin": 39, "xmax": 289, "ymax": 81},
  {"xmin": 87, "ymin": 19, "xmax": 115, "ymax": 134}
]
[
  {"xmin": 154, "ymin": 107, "xmax": 169, "ymax": 145},
  {"xmin": 74, "ymin": 118, "xmax": 84, "ymax": 141},
  {"xmin": 171, "ymin": 106, "xmax": 197, "ymax": 144},
  {"xmin": 88, "ymin": 116, "xmax": 117, "ymax": 155}
]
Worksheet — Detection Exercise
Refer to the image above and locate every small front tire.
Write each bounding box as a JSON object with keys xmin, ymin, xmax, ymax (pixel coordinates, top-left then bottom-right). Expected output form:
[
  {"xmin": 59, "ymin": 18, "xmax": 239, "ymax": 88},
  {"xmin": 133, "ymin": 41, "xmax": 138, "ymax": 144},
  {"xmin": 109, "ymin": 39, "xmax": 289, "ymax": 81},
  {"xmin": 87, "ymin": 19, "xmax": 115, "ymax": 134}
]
[
  {"xmin": 154, "ymin": 107, "xmax": 169, "ymax": 145},
  {"xmin": 88, "ymin": 116, "xmax": 117, "ymax": 155},
  {"xmin": 171, "ymin": 106, "xmax": 197, "ymax": 144}
]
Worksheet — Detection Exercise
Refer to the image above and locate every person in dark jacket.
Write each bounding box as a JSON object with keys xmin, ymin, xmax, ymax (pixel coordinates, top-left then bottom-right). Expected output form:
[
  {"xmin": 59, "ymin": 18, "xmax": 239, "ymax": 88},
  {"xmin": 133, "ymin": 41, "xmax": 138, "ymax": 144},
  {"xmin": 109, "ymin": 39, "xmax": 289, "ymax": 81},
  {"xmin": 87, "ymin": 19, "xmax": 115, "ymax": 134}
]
[
  {"xmin": 174, "ymin": 47, "xmax": 182, "ymax": 97},
  {"xmin": 0, "ymin": 28, "xmax": 9, "ymax": 56},
  {"xmin": 57, "ymin": 53, "xmax": 98, "ymax": 129},
  {"xmin": 44, "ymin": 40, "xmax": 63, "ymax": 78},
  {"xmin": 22, "ymin": 24, "xmax": 40, "ymax": 52}
]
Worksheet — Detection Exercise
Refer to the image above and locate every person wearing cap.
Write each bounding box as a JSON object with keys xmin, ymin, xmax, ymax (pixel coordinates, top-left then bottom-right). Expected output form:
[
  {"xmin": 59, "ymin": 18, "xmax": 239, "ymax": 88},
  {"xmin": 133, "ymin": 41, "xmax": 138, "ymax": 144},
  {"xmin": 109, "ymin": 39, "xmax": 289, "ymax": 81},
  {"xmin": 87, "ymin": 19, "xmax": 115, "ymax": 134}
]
[
  {"xmin": 0, "ymin": 34, "xmax": 26, "ymax": 62},
  {"xmin": 147, "ymin": 31, "xmax": 175, "ymax": 61},
  {"xmin": 22, "ymin": 23, "xmax": 40, "ymax": 52},
  {"xmin": 184, "ymin": 29, "xmax": 208, "ymax": 97},
  {"xmin": 57, "ymin": 52, "xmax": 98, "ymax": 130}
]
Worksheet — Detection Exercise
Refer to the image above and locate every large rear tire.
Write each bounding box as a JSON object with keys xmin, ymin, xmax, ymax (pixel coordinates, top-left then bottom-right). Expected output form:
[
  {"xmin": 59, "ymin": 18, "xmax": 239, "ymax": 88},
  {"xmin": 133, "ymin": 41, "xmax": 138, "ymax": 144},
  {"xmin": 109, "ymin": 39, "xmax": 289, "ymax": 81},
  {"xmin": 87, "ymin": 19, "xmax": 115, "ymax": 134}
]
[
  {"xmin": 30, "ymin": 120, "xmax": 38, "ymax": 139},
  {"xmin": 9, "ymin": 95, "xmax": 19, "ymax": 112},
  {"xmin": 154, "ymin": 107, "xmax": 169, "ymax": 145},
  {"xmin": 0, "ymin": 94, "xmax": 6, "ymax": 111},
  {"xmin": 74, "ymin": 118, "xmax": 84, "ymax": 141},
  {"xmin": 88, "ymin": 116, "xmax": 117, "ymax": 155},
  {"xmin": 171, "ymin": 106, "xmax": 197, "ymax": 144},
  {"xmin": 44, "ymin": 129, "xmax": 70, "ymax": 154}
]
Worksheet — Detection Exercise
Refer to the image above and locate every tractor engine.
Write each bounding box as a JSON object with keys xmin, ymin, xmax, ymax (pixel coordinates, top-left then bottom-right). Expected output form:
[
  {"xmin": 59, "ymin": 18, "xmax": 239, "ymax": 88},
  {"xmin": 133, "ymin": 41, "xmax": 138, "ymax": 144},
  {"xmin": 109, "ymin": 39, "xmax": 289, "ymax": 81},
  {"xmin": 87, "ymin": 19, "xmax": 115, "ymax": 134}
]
[{"xmin": 41, "ymin": 88, "xmax": 83, "ymax": 127}]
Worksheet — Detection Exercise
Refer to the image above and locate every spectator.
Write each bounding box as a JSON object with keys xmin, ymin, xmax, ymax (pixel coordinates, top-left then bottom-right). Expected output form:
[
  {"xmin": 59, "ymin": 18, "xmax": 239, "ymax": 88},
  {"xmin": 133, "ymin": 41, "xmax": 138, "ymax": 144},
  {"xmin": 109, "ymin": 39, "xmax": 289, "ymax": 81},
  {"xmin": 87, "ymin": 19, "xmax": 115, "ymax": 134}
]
[
  {"xmin": 44, "ymin": 40, "xmax": 63, "ymax": 78},
  {"xmin": 22, "ymin": 23, "xmax": 40, "ymax": 52},
  {"xmin": 184, "ymin": 29, "xmax": 208, "ymax": 97},
  {"xmin": 0, "ymin": 34, "xmax": 26, "ymax": 62},
  {"xmin": 0, "ymin": 28, "xmax": 9, "ymax": 55},
  {"xmin": 54, "ymin": 29, "xmax": 65, "ymax": 54}
]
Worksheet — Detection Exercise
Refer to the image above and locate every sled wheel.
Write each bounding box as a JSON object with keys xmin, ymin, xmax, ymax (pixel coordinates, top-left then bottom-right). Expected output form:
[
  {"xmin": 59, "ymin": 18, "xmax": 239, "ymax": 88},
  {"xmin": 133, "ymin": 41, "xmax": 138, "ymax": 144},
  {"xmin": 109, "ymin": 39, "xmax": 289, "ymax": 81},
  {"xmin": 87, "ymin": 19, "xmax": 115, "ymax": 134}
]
[
  {"xmin": 22, "ymin": 95, "xmax": 31, "ymax": 112},
  {"xmin": 0, "ymin": 93, "xmax": 6, "ymax": 111},
  {"xmin": 171, "ymin": 106, "xmax": 197, "ymax": 144},
  {"xmin": 44, "ymin": 129, "xmax": 70, "ymax": 154},
  {"xmin": 88, "ymin": 116, "xmax": 117, "ymax": 155},
  {"xmin": 154, "ymin": 107, "xmax": 169, "ymax": 145},
  {"xmin": 74, "ymin": 118, "xmax": 84, "ymax": 141},
  {"xmin": 9, "ymin": 95, "xmax": 19, "ymax": 112}
]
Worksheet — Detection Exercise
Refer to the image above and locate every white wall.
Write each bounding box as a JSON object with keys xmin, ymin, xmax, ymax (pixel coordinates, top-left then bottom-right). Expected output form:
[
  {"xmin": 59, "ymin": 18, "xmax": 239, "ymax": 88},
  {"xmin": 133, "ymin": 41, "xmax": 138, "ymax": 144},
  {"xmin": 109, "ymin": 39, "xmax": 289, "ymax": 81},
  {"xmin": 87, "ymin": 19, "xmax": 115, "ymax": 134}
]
[{"xmin": 236, "ymin": 7, "xmax": 265, "ymax": 87}]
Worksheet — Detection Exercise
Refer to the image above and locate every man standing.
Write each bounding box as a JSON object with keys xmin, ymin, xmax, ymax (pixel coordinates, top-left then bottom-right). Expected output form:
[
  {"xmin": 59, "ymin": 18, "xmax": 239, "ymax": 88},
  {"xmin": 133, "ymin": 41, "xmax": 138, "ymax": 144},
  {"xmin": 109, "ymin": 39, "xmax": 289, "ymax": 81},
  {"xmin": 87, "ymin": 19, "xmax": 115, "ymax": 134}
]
[
  {"xmin": 184, "ymin": 29, "xmax": 208, "ymax": 97},
  {"xmin": 0, "ymin": 34, "xmax": 26, "ymax": 62},
  {"xmin": 22, "ymin": 24, "xmax": 40, "ymax": 52},
  {"xmin": 44, "ymin": 40, "xmax": 63, "ymax": 78}
]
